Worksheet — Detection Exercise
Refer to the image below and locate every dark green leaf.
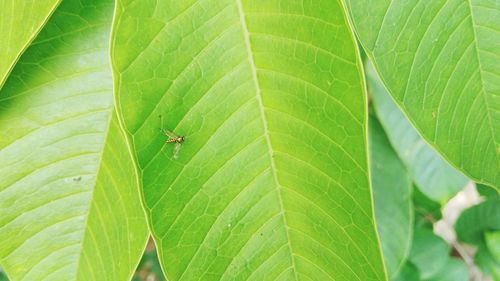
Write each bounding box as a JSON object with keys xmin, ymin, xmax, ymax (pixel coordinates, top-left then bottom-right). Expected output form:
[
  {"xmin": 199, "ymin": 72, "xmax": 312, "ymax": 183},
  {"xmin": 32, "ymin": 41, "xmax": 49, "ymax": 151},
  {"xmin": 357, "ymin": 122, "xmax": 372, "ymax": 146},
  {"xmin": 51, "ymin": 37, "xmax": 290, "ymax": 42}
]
[
  {"xmin": 413, "ymin": 187, "xmax": 442, "ymax": 228},
  {"xmin": 477, "ymin": 184, "xmax": 500, "ymax": 199},
  {"xmin": 392, "ymin": 262, "xmax": 420, "ymax": 281},
  {"xmin": 455, "ymin": 198, "xmax": 500, "ymax": 245},
  {"xmin": 0, "ymin": 0, "xmax": 61, "ymax": 89}
]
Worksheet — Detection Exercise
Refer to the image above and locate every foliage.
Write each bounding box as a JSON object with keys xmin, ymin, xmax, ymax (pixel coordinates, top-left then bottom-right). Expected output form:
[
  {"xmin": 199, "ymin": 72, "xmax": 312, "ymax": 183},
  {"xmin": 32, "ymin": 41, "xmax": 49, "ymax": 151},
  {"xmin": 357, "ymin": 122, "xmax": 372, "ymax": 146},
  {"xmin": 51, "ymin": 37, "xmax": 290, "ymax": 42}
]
[
  {"xmin": 455, "ymin": 198, "xmax": 500, "ymax": 245},
  {"xmin": 0, "ymin": 0, "xmax": 148, "ymax": 280},
  {"xmin": 366, "ymin": 61, "xmax": 468, "ymax": 203},
  {"xmin": 347, "ymin": 0, "xmax": 500, "ymax": 187},
  {"xmin": 455, "ymin": 198, "xmax": 500, "ymax": 280},
  {"xmin": 369, "ymin": 114, "xmax": 413, "ymax": 278},
  {"xmin": 0, "ymin": 0, "xmax": 498, "ymax": 280},
  {"xmin": 111, "ymin": 1, "xmax": 385, "ymax": 280}
]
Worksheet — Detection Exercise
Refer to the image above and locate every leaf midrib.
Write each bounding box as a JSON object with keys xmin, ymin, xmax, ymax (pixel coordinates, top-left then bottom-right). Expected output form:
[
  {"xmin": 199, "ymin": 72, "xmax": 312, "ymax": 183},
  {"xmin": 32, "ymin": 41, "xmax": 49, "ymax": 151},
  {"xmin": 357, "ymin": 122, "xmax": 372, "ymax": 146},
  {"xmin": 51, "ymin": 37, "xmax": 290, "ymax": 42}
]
[{"xmin": 235, "ymin": 0, "xmax": 299, "ymax": 279}]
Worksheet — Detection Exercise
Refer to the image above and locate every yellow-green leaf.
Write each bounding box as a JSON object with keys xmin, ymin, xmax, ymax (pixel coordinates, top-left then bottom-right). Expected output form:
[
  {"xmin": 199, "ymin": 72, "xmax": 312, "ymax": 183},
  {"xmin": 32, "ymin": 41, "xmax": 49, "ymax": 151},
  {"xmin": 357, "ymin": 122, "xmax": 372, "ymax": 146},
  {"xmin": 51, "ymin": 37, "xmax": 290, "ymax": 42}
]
[
  {"xmin": 0, "ymin": 0, "xmax": 148, "ymax": 280},
  {"xmin": 0, "ymin": 0, "xmax": 61, "ymax": 89},
  {"xmin": 112, "ymin": 0, "xmax": 386, "ymax": 280}
]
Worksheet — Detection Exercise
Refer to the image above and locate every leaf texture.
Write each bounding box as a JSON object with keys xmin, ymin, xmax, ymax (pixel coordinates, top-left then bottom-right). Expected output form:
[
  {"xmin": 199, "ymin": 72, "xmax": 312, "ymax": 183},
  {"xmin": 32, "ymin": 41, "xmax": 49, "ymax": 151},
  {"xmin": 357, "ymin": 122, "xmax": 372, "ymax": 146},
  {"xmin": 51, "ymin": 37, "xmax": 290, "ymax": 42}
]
[
  {"xmin": 347, "ymin": 0, "xmax": 500, "ymax": 188},
  {"xmin": 112, "ymin": 0, "xmax": 386, "ymax": 280},
  {"xmin": 0, "ymin": 0, "xmax": 148, "ymax": 280},
  {"xmin": 0, "ymin": 0, "xmax": 61, "ymax": 90}
]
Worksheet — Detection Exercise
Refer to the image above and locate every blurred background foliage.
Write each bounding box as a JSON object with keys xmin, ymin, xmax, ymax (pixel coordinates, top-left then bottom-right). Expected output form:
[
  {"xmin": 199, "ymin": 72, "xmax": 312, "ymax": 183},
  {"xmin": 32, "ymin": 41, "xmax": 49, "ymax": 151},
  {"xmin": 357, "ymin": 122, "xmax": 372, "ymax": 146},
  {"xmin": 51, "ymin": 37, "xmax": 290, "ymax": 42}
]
[
  {"xmin": 366, "ymin": 58, "xmax": 500, "ymax": 281},
  {"xmin": 132, "ymin": 239, "xmax": 165, "ymax": 281}
]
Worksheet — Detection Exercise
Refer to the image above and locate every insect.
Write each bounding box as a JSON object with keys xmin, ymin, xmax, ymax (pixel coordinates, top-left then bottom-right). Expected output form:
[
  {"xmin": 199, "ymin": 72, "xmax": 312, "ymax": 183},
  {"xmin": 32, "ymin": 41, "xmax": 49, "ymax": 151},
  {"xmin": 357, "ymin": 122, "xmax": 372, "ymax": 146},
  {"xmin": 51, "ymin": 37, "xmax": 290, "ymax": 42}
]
[
  {"xmin": 159, "ymin": 115, "xmax": 185, "ymax": 159},
  {"xmin": 163, "ymin": 129, "xmax": 185, "ymax": 159}
]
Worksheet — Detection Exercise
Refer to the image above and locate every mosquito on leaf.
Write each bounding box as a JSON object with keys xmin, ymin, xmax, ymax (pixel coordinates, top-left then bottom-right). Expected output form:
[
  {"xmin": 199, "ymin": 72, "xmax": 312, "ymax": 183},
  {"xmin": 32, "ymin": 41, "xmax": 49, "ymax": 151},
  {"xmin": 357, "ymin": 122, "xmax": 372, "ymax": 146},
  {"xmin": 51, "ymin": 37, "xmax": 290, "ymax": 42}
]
[{"xmin": 159, "ymin": 115, "xmax": 185, "ymax": 159}]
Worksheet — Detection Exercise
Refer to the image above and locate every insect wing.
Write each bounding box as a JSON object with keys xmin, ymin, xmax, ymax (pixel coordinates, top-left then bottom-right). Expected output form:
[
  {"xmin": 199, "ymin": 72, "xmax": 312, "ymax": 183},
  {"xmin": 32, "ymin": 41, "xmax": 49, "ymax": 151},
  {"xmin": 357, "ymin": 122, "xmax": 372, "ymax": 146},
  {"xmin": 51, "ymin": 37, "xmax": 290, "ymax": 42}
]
[
  {"xmin": 173, "ymin": 142, "xmax": 182, "ymax": 159},
  {"xmin": 162, "ymin": 129, "xmax": 178, "ymax": 138}
]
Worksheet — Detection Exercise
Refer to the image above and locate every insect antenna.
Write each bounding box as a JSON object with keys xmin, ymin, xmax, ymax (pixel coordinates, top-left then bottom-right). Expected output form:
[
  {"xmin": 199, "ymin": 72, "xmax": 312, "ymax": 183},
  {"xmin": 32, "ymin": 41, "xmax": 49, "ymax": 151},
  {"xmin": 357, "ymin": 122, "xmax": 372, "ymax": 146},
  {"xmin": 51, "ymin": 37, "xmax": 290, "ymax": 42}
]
[
  {"xmin": 158, "ymin": 114, "xmax": 165, "ymax": 133},
  {"xmin": 158, "ymin": 114, "xmax": 169, "ymax": 156}
]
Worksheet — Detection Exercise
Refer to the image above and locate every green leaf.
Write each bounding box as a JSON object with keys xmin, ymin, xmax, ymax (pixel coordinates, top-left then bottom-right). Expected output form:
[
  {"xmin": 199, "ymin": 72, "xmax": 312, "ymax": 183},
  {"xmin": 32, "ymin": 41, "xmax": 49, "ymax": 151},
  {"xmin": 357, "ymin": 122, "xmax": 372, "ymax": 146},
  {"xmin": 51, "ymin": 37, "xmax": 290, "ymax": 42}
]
[
  {"xmin": 413, "ymin": 187, "xmax": 442, "ymax": 228},
  {"xmin": 455, "ymin": 198, "xmax": 500, "ymax": 245},
  {"xmin": 486, "ymin": 231, "xmax": 500, "ymax": 261},
  {"xmin": 347, "ymin": 0, "xmax": 500, "ymax": 188},
  {"xmin": 0, "ymin": 0, "xmax": 61, "ymax": 90},
  {"xmin": 476, "ymin": 245, "xmax": 500, "ymax": 280},
  {"xmin": 0, "ymin": 0, "xmax": 148, "ymax": 280},
  {"xmin": 477, "ymin": 183, "xmax": 500, "ymax": 199},
  {"xmin": 366, "ymin": 61, "xmax": 469, "ymax": 203},
  {"xmin": 391, "ymin": 262, "xmax": 420, "ymax": 281},
  {"xmin": 424, "ymin": 258, "xmax": 468, "ymax": 281},
  {"xmin": 0, "ymin": 266, "xmax": 8, "ymax": 281},
  {"xmin": 112, "ymin": 0, "xmax": 386, "ymax": 280},
  {"xmin": 133, "ymin": 243, "xmax": 166, "ymax": 281},
  {"xmin": 369, "ymin": 114, "xmax": 413, "ymax": 278},
  {"xmin": 408, "ymin": 228, "xmax": 450, "ymax": 279}
]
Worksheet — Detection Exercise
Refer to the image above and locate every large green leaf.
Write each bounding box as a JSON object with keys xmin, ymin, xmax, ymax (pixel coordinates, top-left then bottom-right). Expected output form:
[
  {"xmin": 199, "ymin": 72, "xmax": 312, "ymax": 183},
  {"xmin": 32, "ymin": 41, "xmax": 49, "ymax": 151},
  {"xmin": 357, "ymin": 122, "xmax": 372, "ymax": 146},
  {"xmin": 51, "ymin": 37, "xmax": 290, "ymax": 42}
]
[
  {"xmin": 0, "ymin": 0, "xmax": 61, "ymax": 90},
  {"xmin": 347, "ymin": 0, "xmax": 500, "ymax": 188},
  {"xmin": 366, "ymin": 61, "xmax": 469, "ymax": 203},
  {"xmin": 369, "ymin": 114, "xmax": 413, "ymax": 278},
  {"xmin": 112, "ymin": 0, "xmax": 386, "ymax": 280},
  {"xmin": 0, "ymin": 0, "xmax": 148, "ymax": 280}
]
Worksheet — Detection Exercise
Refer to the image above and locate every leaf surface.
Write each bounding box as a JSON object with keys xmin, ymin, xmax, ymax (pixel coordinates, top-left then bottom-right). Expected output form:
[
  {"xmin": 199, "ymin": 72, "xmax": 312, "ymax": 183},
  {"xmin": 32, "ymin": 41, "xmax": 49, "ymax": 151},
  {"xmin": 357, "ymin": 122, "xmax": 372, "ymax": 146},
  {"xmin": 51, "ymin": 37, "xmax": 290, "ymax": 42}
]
[
  {"xmin": 408, "ymin": 228, "xmax": 449, "ymax": 279},
  {"xmin": 366, "ymin": 61, "xmax": 469, "ymax": 203},
  {"xmin": 392, "ymin": 263, "xmax": 420, "ymax": 281},
  {"xmin": 477, "ymin": 183, "xmax": 500, "ymax": 199},
  {"xmin": 347, "ymin": 0, "xmax": 500, "ymax": 188},
  {"xmin": 112, "ymin": 0, "xmax": 386, "ymax": 280},
  {"xmin": 475, "ymin": 245, "xmax": 500, "ymax": 280},
  {"xmin": 486, "ymin": 231, "xmax": 500, "ymax": 261},
  {"xmin": 0, "ymin": 0, "xmax": 148, "ymax": 280},
  {"xmin": 424, "ymin": 258, "xmax": 469, "ymax": 281},
  {"xmin": 369, "ymin": 114, "xmax": 413, "ymax": 278},
  {"xmin": 455, "ymin": 198, "xmax": 500, "ymax": 245},
  {"xmin": 0, "ymin": 0, "xmax": 61, "ymax": 90}
]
